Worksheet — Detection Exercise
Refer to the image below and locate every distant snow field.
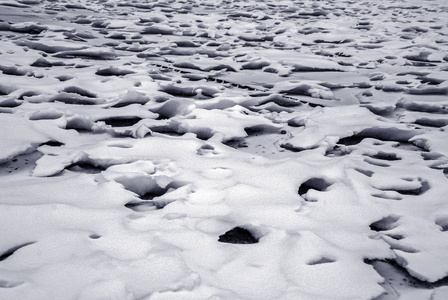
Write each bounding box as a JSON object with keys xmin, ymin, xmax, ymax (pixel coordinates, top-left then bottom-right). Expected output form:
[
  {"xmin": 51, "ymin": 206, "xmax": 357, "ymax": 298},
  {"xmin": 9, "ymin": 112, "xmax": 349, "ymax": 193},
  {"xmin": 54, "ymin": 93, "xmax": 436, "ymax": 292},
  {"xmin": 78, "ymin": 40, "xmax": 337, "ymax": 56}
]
[{"xmin": 1, "ymin": 0, "xmax": 448, "ymax": 299}]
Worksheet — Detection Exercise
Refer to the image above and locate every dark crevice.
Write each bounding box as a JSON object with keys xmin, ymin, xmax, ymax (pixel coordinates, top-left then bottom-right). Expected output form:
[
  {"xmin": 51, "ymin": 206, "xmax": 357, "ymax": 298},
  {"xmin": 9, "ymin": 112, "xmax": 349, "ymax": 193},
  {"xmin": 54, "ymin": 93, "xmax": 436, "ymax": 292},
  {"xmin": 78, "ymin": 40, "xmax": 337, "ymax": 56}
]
[
  {"xmin": 39, "ymin": 140, "xmax": 64, "ymax": 147},
  {"xmin": 0, "ymin": 242, "xmax": 35, "ymax": 261}
]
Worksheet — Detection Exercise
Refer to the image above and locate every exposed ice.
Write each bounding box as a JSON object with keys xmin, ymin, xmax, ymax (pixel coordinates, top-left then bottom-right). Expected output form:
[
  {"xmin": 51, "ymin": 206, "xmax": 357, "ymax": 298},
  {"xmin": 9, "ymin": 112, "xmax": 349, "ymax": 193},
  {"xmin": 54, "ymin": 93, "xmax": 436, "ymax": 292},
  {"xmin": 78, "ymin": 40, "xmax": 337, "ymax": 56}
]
[{"xmin": 1, "ymin": 0, "xmax": 448, "ymax": 299}]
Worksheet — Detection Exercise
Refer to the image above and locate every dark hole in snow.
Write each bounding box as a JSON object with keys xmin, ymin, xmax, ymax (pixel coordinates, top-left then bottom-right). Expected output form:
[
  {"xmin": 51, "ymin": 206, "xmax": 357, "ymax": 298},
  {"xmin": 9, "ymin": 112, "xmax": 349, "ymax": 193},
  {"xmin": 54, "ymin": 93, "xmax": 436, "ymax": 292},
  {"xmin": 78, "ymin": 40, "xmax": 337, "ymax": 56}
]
[
  {"xmin": 95, "ymin": 66, "xmax": 135, "ymax": 76},
  {"xmin": 337, "ymin": 135, "xmax": 365, "ymax": 146},
  {"xmin": 40, "ymin": 140, "xmax": 64, "ymax": 147},
  {"xmin": 244, "ymin": 125, "xmax": 279, "ymax": 136},
  {"xmin": 369, "ymin": 215, "xmax": 400, "ymax": 232},
  {"xmin": 140, "ymin": 185, "xmax": 171, "ymax": 200},
  {"xmin": 66, "ymin": 162, "xmax": 105, "ymax": 174},
  {"xmin": 100, "ymin": 117, "xmax": 142, "ymax": 127},
  {"xmin": 89, "ymin": 234, "xmax": 101, "ymax": 239},
  {"xmin": 0, "ymin": 242, "xmax": 35, "ymax": 261},
  {"xmin": 218, "ymin": 227, "xmax": 258, "ymax": 244},
  {"xmin": 298, "ymin": 178, "xmax": 332, "ymax": 196}
]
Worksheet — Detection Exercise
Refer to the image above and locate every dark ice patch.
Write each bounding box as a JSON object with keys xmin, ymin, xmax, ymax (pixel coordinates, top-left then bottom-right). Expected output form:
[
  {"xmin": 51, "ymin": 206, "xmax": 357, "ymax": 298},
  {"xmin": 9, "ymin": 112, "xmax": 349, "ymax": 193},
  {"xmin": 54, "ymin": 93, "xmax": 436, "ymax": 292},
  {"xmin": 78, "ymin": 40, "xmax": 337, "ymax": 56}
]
[
  {"xmin": 218, "ymin": 227, "xmax": 259, "ymax": 244},
  {"xmin": 370, "ymin": 215, "xmax": 400, "ymax": 232},
  {"xmin": 95, "ymin": 66, "xmax": 135, "ymax": 76},
  {"xmin": 298, "ymin": 178, "xmax": 332, "ymax": 196}
]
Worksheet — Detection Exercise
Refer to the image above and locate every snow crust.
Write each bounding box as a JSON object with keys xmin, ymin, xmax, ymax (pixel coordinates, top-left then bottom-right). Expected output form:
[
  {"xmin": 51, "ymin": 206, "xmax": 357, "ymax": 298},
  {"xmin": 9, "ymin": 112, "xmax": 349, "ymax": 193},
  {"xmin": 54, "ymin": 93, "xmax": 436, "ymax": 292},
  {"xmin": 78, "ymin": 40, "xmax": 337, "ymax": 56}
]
[{"xmin": 1, "ymin": 0, "xmax": 448, "ymax": 299}]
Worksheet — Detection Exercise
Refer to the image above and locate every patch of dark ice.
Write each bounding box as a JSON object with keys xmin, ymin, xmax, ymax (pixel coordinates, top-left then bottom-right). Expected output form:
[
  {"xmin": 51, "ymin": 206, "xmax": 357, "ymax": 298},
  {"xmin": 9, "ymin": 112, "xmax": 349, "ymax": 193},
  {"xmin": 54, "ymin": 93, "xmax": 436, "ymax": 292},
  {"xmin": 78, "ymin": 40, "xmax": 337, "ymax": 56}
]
[
  {"xmin": 66, "ymin": 162, "xmax": 105, "ymax": 174},
  {"xmin": 370, "ymin": 215, "xmax": 400, "ymax": 232},
  {"xmin": 337, "ymin": 127, "xmax": 418, "ymax": 146},
  {"xmin": 99, "ymin": 117, "xmax": 142, "ymax": 128},
  {"xmin": 95, "ymin": 66, "xmax": 135, "ymax": 76},
  {"xmin": 298, "ymin": 178, "xmax": 332, "ymax": 197},
  {"xmin": 218, "ymin": 227, "xmax": 259, "ymax": 244},
  {"xmin": 39, "ymin": 140, "xmax": 64, "ymax": 147}
]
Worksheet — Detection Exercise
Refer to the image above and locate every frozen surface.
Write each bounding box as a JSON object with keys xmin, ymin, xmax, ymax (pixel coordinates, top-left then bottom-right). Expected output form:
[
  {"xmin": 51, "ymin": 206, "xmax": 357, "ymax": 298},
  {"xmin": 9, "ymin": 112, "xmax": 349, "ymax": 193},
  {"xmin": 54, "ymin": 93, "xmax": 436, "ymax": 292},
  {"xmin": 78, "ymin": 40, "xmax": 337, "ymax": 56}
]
[{"xmin": 1, "ymin": 0, "xmax": 448, "ymax": 299}]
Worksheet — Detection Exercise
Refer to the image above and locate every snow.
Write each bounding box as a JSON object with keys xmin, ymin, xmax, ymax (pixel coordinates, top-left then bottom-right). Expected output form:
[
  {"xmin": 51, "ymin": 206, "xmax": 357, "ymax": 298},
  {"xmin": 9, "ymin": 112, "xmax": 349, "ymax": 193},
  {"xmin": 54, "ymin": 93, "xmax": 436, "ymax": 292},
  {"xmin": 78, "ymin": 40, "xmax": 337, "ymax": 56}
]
[{"xmin": 1, "ymin": 0, "xmax": 448, "ymax": 299}]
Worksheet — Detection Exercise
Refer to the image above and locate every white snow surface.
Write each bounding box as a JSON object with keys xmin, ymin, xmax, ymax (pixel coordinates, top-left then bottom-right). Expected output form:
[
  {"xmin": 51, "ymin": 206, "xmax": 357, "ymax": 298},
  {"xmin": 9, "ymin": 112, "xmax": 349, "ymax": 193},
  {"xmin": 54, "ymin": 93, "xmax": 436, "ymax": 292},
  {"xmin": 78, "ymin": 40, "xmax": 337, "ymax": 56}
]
[{"xmin": 1, "ymin": 0, "xmax": 448, "ymax": 299}]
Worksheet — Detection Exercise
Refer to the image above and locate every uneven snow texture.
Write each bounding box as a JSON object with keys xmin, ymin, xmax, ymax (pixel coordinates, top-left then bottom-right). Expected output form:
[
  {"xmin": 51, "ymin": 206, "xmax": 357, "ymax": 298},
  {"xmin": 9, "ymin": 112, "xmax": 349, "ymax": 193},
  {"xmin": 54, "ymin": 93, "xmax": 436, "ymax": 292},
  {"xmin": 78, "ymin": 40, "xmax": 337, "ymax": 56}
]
[{"xmin": 1, "ymin": 0, "xmax": 448, "ymax": 299}]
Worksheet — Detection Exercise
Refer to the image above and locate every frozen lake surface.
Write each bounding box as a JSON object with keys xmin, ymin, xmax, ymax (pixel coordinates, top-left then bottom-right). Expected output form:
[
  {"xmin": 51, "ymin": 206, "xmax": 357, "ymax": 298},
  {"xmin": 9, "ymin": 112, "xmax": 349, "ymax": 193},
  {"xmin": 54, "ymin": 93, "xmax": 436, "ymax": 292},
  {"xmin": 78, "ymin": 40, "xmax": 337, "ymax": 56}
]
[{"xmin": 1, "ymin": 0, "xmax": 448, "ymax": 299}]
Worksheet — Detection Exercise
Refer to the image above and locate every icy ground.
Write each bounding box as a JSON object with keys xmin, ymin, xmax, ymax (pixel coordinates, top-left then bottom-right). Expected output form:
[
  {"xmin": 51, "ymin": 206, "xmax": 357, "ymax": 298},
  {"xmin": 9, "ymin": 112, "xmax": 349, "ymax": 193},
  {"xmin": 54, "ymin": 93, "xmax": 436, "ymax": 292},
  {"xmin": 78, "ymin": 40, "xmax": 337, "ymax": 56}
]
[{"xmin": 1, "ymin": 0, "xmax": 448, "ymax": 299}]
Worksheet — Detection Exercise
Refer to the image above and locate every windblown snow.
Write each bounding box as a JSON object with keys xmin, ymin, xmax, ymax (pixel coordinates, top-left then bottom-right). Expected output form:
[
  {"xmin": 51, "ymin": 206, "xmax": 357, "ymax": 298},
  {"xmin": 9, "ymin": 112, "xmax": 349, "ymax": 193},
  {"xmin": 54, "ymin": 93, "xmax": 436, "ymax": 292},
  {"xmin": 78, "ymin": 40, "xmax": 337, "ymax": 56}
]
[{"xmin": 1, "ymin": 0, "xmax": 448, "ymax": 299}]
